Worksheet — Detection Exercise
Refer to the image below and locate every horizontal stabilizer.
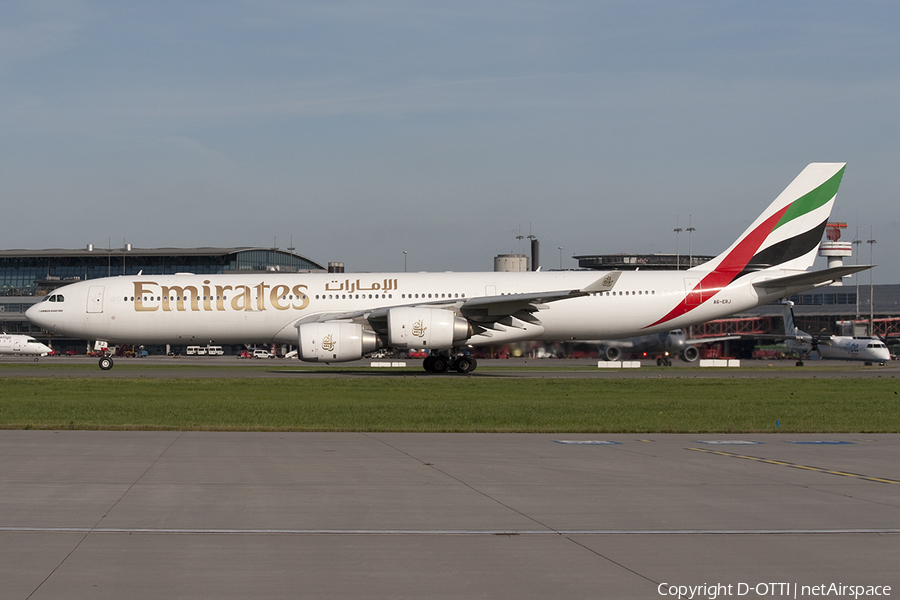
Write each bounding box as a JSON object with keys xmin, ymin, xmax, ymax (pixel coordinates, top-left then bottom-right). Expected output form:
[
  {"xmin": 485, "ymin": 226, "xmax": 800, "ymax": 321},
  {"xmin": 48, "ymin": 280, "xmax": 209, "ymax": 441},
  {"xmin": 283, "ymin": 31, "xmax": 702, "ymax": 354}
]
[{"xmin": 752, "ymin": 264, "xmax": 871, "ymax": 292}]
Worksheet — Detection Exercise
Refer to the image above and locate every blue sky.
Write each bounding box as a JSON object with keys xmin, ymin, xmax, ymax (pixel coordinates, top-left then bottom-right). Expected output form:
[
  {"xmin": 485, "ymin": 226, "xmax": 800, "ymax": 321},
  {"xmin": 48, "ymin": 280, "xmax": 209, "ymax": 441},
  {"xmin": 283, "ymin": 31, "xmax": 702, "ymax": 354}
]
[{"xmin": 3, "ymin": 1, "xmax": 898, "ymax": 284}]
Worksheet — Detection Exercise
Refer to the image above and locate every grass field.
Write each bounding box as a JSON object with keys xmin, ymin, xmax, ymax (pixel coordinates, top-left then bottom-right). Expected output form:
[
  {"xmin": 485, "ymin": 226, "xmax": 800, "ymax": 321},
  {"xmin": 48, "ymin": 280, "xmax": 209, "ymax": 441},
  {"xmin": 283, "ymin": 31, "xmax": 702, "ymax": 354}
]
[{"xmin": 2, "ymin": 371, "xmax": 899, "ymax": 432}]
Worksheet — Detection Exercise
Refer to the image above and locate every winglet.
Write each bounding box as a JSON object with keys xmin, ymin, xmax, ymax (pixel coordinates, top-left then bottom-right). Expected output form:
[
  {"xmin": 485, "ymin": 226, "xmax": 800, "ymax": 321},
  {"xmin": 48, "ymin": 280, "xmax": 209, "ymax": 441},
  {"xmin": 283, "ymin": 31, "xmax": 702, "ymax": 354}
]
[{"xmin": 580, "ymin": 271, "xmax": 622, "ymax": 294}]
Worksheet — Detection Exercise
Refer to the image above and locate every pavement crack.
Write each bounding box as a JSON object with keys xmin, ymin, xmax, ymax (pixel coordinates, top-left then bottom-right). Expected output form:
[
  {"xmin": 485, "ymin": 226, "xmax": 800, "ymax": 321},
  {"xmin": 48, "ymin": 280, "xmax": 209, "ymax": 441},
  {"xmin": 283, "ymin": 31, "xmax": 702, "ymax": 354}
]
[{"xmin": 364, "ymin": 433, "xmax": 558, "ymax": 532}]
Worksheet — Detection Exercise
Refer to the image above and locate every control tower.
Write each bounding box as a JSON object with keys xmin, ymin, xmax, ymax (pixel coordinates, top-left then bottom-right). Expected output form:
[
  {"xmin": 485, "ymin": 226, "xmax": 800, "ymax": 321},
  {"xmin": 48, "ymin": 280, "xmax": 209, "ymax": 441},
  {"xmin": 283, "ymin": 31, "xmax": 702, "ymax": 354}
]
[{"xmin": 818, "ymin": 222, "xmax": 853, "ymax": 285}]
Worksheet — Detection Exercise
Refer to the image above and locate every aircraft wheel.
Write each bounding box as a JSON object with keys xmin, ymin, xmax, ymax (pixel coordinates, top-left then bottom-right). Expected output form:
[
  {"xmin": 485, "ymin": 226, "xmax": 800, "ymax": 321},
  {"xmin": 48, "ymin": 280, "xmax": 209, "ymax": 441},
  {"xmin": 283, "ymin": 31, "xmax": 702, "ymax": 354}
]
[
  {"xmin": 865, "ymin": 361, "xmax": 873, "ymax": 366},
  {"xmin": 430, "ymin": 356, "xmax": 450, "ymax": 373},
  {"xmin": 423, "ymin": 356, "xmax": 435, "ymax": 372},
  {"xmin": 99, "ymin": 357, "xmax": 114, "ymax": 370},
  {"xmin": 34, "ymin": 357, "xmax": 40, "ymax": 362},
  {"xmin": 454, "ymin": 356, "xmax": 476, "ymax": 373},
  {"xmin": 795, "ymin": 360, "xmax": 804, "ymax": 367},
  {"xmin": 656, "ymin": 357, "xmax": 664, "ymax": 366}
]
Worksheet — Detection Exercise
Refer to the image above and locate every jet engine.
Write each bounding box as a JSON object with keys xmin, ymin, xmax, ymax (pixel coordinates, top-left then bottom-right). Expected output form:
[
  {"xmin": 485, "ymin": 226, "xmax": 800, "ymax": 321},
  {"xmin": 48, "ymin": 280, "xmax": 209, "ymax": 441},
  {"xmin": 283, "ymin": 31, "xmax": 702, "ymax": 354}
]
[
  {"xmin": 387, "ymin": 307, "xmax": 471, "ymax": 349},
  {"xmin": 680, "ymin": 345, "xmax": 699, "ymax": 362},
  {"xmin": 297, "ymin": 322, "xmax": 381, "ymax": 362},
  {"xmin": 602, "ymin": 345, "xmax": 621, "ymax": 361}
]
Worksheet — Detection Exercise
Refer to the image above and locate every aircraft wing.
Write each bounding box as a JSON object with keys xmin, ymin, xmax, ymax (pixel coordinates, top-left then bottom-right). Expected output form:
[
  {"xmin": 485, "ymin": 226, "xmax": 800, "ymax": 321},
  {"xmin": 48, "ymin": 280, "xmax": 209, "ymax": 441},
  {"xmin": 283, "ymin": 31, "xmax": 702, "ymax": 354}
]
[
  {"xmin": 459, "ymin": 272, "xmax": 622, "ymax": 330},
  {"xmin": 684, "ymin": 335, "xmax": 743, "ymax": 344},
  {"xmin": 289, "ymin": 272, "xmax": 623, "ymax": 337}
]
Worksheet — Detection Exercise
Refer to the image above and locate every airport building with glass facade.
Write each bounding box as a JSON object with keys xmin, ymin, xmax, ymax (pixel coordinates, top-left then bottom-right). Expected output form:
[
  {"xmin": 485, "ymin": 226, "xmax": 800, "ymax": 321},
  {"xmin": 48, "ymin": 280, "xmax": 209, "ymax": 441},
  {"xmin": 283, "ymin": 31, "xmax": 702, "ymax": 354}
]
[{"xmin": 0, "ymin": 247, "xmax": 325, "ymax": 339}]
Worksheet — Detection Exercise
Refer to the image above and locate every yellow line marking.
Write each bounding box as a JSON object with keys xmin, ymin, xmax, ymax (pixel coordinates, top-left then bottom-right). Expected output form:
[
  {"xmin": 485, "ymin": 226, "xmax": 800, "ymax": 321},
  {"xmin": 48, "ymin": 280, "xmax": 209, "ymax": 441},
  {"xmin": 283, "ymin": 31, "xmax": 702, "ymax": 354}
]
[{"xmin": 687, "ymin": 447, "xmax": 900, "ymax": 485}]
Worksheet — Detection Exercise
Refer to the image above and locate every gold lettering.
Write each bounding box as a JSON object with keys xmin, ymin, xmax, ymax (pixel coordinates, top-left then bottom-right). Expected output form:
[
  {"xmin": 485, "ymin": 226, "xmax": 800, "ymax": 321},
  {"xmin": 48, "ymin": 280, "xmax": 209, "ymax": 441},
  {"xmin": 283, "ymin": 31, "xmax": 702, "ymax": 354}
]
[
  {"xmin": 270, "ymin": 285, "xmax": 290, "ymax": 310},
  {"xmin": 215, "ymin": 285, "xmax": 232, "ymax": 311},
  {"xmin": 231, "ymin": 286, "xmax": 252, "ymax": 311},
  {"xmin": 203, "ymin": 281, "xmax": 212, "ymax": 311},
  {"xmin": 161, "ymin": 286, "xmax": 199, "ymax": 311},
  {"xmin": 133, "ymin": 281, "xmax": 159, "ymax": 312},
  {"xmin": 255, "ymin": 283, "xmax": 270, "ymax": 311},
  {"xmin": 291, "ymin": 284, "xmax": 310, "ymax": 310}
]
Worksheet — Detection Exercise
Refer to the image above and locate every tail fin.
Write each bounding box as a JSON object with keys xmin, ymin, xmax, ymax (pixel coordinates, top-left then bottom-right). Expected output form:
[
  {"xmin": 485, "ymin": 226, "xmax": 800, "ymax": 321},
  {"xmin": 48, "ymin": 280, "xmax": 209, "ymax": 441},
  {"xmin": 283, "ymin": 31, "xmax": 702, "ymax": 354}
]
[
  {"xmin": 782, "ymin": 301, "xmax": 800, "ymax": 337},
  {"xmin": 646, "ymin": 163, "xmax": 845, "ymax": 330},
  {"xmin": 695, "ymin": 162, "xmax": 846, "ymax": 277}
]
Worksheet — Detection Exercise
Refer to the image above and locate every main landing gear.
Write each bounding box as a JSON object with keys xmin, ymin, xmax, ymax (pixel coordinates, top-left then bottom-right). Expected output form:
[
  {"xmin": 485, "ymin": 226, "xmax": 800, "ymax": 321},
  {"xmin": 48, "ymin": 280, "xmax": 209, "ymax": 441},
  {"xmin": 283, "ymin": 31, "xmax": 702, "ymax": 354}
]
[{"xmin": 423, "ymin": 354, "xmax": 478, "ymax": 374}]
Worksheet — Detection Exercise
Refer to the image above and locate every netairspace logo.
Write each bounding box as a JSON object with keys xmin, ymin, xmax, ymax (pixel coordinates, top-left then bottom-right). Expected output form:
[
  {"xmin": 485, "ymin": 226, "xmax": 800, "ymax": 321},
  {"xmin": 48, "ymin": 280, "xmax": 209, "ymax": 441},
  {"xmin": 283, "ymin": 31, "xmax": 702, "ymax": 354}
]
[{"xmin": 657, "ymin": 582, "xmax": 891, "ymax": 599}]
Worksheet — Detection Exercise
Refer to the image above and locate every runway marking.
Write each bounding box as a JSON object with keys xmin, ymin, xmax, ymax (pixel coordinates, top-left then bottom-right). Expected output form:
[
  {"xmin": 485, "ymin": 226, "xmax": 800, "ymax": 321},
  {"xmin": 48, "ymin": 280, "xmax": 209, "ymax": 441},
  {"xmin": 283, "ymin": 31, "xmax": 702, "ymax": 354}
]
[
  {"xmin": 688, "ymin": 447, "xmax": 900, "ymax": 484},
  {"xmin": 2, "ymin": 527, "xmax": 900, "ymax": 536},
  {"xmin": 696, "ymin": 440, "xmax": 762, "ymax": 445},
  {"xmin": 554, "ymin": 440, "xmax": 620, "ymax": 445}
]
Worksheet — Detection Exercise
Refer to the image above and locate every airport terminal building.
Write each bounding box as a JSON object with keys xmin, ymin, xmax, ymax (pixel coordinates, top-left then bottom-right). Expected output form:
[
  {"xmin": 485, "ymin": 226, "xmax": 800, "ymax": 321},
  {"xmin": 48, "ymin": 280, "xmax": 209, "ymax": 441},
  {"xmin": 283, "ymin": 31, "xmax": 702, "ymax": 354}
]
[{"xmin": 0, "ymin": 247, "xmax": 325, "ymax": 346}]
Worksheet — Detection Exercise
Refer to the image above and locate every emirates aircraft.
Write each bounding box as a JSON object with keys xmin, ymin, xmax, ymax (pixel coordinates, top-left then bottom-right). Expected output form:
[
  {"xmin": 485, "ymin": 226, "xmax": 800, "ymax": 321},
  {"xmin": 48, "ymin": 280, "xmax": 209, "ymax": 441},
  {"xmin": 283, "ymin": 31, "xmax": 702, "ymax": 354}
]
[{"xmin": 27, "ymin": 163, "xmax": 866, "ymax": 372}]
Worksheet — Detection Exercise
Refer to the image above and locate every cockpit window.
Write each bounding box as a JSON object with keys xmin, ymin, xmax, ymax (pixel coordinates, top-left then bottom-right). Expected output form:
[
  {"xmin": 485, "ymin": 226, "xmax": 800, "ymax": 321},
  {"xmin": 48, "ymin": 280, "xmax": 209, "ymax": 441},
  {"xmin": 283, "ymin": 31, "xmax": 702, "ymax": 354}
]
[{"xmin": 45, "ymin": 294, "xmax": 65, "ymax": 303}]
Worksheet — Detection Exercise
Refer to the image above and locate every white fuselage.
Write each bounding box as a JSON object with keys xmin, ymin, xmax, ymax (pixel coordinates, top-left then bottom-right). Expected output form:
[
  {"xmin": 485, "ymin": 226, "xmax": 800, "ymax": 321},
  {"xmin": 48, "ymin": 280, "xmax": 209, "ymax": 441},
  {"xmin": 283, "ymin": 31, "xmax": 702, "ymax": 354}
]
[
  {"xmin": 0, "ymin": 333, "xmax": 52, "ymax": 356},
  {"xmin": 26, "ymin": 269, "xmax": 796, "ymax": 348},
  {"xmin": 788, "ymin": 336, "xmax": 890, "ymax": 363}
]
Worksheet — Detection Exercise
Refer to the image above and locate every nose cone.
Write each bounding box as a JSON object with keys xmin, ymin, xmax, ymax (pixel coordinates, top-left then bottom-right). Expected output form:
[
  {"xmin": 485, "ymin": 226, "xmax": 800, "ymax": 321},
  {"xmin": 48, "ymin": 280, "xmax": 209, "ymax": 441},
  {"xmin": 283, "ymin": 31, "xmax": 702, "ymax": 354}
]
[
  {"xmin": 666, "ymin": 332, "xmax": 687, "ymax": 352},
  {"xmin": 25, "ymin": 303, "xmax": 52, "ymax": 330}
]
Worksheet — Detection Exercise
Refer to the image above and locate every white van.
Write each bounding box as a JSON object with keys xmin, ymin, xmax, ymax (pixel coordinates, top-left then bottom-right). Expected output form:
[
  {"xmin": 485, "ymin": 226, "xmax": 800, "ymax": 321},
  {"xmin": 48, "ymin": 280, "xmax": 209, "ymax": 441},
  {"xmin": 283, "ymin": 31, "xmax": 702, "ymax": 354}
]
[
  {"xmin": 186, "ymin": 346, "xmax": 206, "ymax": 356},
  {"xmin": 253, "ymin": 349, "xmax": 273, "ymax": 359},
  {"xmin": 206, "ymin": 346, "xmax": 224, "ymax": 356}
]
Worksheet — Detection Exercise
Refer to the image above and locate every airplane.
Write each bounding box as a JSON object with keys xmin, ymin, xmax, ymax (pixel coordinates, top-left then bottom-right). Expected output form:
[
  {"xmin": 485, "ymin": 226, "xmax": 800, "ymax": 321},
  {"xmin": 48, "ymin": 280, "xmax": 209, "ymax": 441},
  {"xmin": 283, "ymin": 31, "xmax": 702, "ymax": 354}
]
[
  {"xmin": 0, "ymin": 332, "xmax": 53, "ymax": 360},
  {"xmin": 781, "ymin": 301, "xmax": 890, "ymax": 366},
  {"xmin": 26, "ymin": 162, "xmax": 869, "ymax": 372},
  {"xmin": 598, "ymin": 330, "xmax": 700, "ymax": 365}
]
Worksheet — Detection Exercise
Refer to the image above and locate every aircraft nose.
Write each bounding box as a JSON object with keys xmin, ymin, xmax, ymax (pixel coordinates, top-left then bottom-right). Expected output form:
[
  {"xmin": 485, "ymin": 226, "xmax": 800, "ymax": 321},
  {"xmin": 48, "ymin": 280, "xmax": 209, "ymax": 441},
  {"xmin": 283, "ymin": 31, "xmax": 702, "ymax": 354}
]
[{"xmin": 25, "ymin": 303, "xmax": 53, "ymax": 330}]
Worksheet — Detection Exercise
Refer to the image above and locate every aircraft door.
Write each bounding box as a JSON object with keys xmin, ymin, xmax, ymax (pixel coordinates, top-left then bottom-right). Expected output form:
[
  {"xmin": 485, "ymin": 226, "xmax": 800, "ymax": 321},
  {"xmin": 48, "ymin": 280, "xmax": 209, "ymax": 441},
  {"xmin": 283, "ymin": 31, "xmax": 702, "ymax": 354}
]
[
  {"xmin": 683, "ymin": 278, "xmax": 701, "ymax": 306},
  {"xmin": 13, "ymin": 338, "xmax": 21, "ymax": 352},
  {"xmin": 87, "ymin": 286, "xmax": 105, "ymax": 313}
]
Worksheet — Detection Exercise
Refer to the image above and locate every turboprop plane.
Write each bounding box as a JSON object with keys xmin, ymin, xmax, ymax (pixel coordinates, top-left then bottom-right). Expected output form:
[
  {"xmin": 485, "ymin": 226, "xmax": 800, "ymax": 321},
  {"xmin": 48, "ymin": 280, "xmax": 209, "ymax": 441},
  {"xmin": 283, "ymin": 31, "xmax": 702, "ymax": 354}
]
[
  {"xmin": 781, "ymin": 301, "xmax": 890, "ymax": 366},
  {"xmin": 27, "ymin": 162, "xmax": 868, "ymax": 372},
  {"xmin": 0, "ymin": 333, "xmax": 53, "ymax": 360}
]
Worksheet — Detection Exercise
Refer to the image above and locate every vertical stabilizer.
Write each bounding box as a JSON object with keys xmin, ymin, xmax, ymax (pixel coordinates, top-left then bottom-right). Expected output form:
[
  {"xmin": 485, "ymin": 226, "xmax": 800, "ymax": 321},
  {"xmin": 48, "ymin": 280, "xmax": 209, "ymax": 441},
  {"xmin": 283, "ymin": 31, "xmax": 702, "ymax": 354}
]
[
  {"xmin": 647, "ymin": 163, "xmax": 845, "ymax": 330},
  {"xmin": 697, "ymin": 162, "xmax": 846, "ymax": 277},
  {"xmin": 782, "ymin": 301, "xmax": 800, "ymax": 337}
]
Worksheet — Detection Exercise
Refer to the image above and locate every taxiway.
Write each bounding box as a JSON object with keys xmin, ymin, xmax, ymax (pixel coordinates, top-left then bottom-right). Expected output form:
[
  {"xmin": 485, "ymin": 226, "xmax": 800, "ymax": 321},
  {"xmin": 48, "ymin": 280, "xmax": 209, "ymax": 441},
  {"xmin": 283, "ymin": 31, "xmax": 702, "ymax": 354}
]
[{"xmin": 2, "ymin": 432, "xmax": 898, "ymax": 599}]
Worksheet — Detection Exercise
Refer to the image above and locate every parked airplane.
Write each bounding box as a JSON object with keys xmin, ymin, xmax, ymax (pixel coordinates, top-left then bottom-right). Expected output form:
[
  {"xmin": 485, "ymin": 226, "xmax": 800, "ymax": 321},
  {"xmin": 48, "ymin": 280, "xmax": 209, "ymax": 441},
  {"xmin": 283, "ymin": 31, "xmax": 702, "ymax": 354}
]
[
  {"xmin": 27, "ymin": 163, "xmax": 867, "ymax": 372},
  {"xmin": 0, "ymin": 333, "xmax": 52, "ymax": 360},
  {"xmin": 781, "ymin": 302, "xmax": 890, "ymax": 366}
]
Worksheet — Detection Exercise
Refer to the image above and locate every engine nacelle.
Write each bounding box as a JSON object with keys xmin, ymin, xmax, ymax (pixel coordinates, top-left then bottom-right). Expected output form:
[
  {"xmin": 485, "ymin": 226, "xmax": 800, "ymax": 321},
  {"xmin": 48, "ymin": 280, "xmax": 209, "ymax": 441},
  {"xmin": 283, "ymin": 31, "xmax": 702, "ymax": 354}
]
[
  {"xmin": 297, "ymin": 322, "xmax": 381, "ymax": 362},
  {"xmin": 387, "ymin": 307, "xmax": 471, "ymax": 349},
  {"xmin": 680, "ymin": 345, "xmax": 699, "ymax": 362},
  {"xmin": 602, "ymin": 345, "xmax": 621, "ymax": 361}
]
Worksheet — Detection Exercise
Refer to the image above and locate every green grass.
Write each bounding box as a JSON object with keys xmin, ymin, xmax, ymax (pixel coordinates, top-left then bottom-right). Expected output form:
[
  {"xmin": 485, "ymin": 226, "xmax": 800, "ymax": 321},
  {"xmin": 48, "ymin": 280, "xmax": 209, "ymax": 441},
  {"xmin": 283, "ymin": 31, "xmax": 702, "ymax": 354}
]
[{"xmin": 2, "ymin": 376, "xmax": 899, "ymax": 432}]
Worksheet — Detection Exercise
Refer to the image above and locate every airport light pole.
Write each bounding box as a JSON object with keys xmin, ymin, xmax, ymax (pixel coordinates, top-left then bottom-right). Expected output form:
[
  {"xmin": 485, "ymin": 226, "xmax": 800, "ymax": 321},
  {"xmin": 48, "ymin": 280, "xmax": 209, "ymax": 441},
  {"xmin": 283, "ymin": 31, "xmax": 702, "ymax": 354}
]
[
  {"xmin": 852, "ymin": 228, "xmax": 861, "ymax": 321},
  {"xmin": 558, "ymin": 247, "xmax": 564, "ymax": 270},
  {"xmin": 686, "ymin": 215, "xmax": 695, "ymax": 269},
  {"xmin": 673, "ymin": 217, "xmax": 682, "ymax": 270},
  {"xmin": 867, "ymin": 229, "xmax": 876, "ymax": 336}
]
